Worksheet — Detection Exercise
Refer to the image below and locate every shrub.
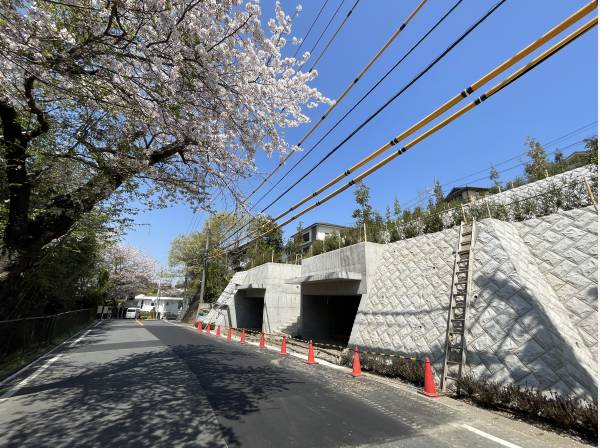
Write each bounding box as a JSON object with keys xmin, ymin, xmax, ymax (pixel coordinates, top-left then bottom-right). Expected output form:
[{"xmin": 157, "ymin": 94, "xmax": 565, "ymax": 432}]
[
  {"xmin": 340, "ymin": 349, "xmax": 424, "ymax": 386},
  {"xmin": 456, "ymin": 374, "xmax": 598, "ymax": 442}
]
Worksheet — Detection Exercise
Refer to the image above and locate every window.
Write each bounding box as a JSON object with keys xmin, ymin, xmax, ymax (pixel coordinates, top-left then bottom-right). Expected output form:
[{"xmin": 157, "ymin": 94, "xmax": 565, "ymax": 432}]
[{"xmin": 302, "ymin": 232, "xmax": 310, "ymax": 243}]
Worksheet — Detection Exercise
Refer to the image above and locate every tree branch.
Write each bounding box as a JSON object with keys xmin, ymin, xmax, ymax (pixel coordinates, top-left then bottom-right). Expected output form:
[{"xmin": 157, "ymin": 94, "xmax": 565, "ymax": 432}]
[{"xmin": 24, "ymin": 76, "xmax": 49, "ymax": 141}]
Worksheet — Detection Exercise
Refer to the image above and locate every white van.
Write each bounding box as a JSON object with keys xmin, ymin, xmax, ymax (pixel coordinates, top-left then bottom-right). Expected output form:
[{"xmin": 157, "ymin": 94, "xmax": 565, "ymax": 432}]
[{"xmin": 125, "ymin": 308, "xmax": 140, "ymax": 319}]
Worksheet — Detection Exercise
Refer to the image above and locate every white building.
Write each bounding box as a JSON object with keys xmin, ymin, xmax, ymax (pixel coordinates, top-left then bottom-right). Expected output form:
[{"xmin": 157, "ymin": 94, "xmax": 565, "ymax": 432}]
[{"xmin": 132, "ymin": 294, "xmax": 184, "ymax": 318}]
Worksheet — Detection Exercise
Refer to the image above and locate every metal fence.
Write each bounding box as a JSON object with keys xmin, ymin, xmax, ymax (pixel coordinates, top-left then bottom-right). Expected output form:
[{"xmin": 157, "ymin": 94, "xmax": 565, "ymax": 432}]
[{"xmin": 0, "ymin": 308, "xmax": 96, "ymax": 361}]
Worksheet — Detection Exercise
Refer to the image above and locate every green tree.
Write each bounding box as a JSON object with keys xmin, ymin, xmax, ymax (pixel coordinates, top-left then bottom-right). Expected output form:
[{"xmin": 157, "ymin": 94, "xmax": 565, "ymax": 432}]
[
  {"xmin": 524, "ymin": 137, "xmax": 549, "ymax": 181},
  {"xmin": 432, "ymin": 179, "xmax": 445, "ymax": 205},
  {"xmin": 584, "ymin": 136, "xmax": 598, "ymax": 165},
  {"xmin": 489, "ymin": 166, "xmax": 501, "ymax": 191}
]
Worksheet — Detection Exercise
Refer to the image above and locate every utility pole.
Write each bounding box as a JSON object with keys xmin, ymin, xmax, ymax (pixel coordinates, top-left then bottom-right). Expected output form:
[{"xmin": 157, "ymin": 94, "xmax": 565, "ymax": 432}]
[
  {"xmin": 156, "ymin": 269, "xmax": 162, "ymax": 319},
  {"xmin": 196, "ymin": 222, "xmax": 210, "ymax": 321}
]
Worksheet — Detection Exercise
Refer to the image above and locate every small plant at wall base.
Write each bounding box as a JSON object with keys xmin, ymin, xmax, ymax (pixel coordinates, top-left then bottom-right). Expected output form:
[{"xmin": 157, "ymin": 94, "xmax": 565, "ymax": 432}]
[
  {"xmin": 340, "ymin": 349, "xmax": 424, "ymax": 386},
  {"xmin": 455, "ymin": 374, "xmax": 598, "ymax": 442}
]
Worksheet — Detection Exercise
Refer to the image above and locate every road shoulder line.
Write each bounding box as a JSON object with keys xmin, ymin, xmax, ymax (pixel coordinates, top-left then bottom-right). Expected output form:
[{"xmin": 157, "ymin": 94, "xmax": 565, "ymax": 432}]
[{"xmin": 0, "ymin": 320, "xmax": 101, "ymax": 389}]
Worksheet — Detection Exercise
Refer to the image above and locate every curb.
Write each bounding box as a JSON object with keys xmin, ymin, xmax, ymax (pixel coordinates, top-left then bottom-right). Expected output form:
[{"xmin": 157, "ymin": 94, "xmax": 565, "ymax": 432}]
[{"xmin": 0, "ymin": 319, "xmax": 102, "ymax": 388}]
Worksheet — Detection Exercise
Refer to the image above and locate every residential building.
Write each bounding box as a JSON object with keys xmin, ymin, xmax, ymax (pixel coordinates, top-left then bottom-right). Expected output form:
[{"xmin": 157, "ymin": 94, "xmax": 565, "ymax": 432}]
[{"xmin": 444, "ymin": 186, "xmax": 490, "ymax": 204}]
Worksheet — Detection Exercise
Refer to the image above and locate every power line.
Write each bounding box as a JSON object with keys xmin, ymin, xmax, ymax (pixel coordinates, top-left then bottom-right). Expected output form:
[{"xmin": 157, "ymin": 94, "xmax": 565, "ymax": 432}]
[
  {"xmin": 219, "ymin": 0, "xmax": 430, "ymax": 244},
  {"xmin": 293, "ymin": 0, "xmax": 332, "ymax": 59},
  {"xmin": 262, "ymin": 0, "xmax": 508, "ymax": 218},
  {"xmin": 245, "ymin": 0, "xmax": 425, "ymax": 202},
  {"xmin": 268, "ymin": 1, "xmax": 593, "ymax": 224},
  {"xmin": 401, "ymin": 127, "xmax": 597, "ymax": 210},
  {"xmin": 223, "ymin": 0, "xmax": 505, "ymax": 245},
  {"xmin": 309, "ymin": 0, "xmax": 362, "ymax": 73},
  {"xmin": 306, "ymin": 0, "xmax": 347, "ymax": 65},
  {"xmin": 253, "ymin": 0, "xmax": 465, "ymax": 210},
  {"xmin": 220, "ymin": 9, "xmax": 597, "ymax": 253}
]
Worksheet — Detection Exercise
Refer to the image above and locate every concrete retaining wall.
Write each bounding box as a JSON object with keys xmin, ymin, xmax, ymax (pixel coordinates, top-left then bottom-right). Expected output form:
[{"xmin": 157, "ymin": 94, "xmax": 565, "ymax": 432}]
[{"xmin": 205, "ymin": 206, "xmax": 597, "ymax": 400}]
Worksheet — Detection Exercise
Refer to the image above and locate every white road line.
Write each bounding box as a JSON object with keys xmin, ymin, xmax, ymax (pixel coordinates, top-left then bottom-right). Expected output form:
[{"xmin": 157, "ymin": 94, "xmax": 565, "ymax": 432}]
[
  {"xmin": 0, "ymin": 355, "xmax": 62, "ymax": 402},
  {"xmin": 460, "ymin": 424, "xmax": 523, "ymax": 448},
  {"xmin": 69, "ymin": 320, "xmax": 102, "ymax": 347},
  {"xmin": 0, "ymin": 320, "xmax": 101, "ymax": 389}
]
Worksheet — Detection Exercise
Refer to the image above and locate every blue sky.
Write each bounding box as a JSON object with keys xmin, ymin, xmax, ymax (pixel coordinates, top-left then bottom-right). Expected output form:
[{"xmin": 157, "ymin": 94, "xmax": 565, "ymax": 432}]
[{"xmin": 125, "ymin": 0, "xmax": 598, "ymax": 268}]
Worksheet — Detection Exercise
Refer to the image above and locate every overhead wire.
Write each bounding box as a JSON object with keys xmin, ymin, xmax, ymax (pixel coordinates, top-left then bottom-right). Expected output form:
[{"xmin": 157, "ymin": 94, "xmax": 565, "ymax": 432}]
[
  {"xmin": 308, "ymin": 0, "xmax": 362, "ymax": 72},
  {"xmin": 222, "ymin": 0, "xmax": 505, "ymax": 245},
  {"xmin": 252, "ymin": 0, "xmax": 465, "ymax": 210},
  {"xmin": 305, "ymin": 0, "xmax": 347, "ymax": 66},
  {"xmin": 268, "ymin": 1, "xmax": 597, "ymax": 224},
  {"xmin": 401, "ymin": 125, "xmax": 597, "ymax": 210},
  {"xmin": 292, "ymin": 0, "xmax": 332, "ymax": 59},
  {"xmin": 244, "ymin": 0, "xmax": 426, "ymax": 202},
  {"xmin": 218, "ymin": 5, "xmax": 597, "ymax": 253},
  {"xmin": 268, "ymin": 17, "xmax": 599, "ymax": 239},
  {"xmin": 220, "ymin": 0, "xmax": 430, "ymax": 243}
]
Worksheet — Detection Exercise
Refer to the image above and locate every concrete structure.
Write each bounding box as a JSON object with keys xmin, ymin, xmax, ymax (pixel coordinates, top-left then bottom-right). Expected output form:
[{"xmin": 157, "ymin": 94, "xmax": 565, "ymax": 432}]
[
  {"xmin": 206, "ymin": 263, "xmax": 302, "ymax": 334},
  {"xmin": 351, "ymin": 206, "xmax": 597, "ymax": 400},
  {"xmin": 206, "ymin": 204, "xmax": 597, "ymax": 399}
]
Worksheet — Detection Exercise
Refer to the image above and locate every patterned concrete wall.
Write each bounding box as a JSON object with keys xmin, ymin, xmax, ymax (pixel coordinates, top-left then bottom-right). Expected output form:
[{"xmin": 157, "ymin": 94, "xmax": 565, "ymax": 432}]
[
  {"xmin": 350, "ymin": 207, "xmax": 598, "ymax": 400},
  {"xmin": 513, "ymin": 207, "xmax": 598, "ymax": 359},
  {"xmin": 470, "ymin": 219, "xmax": 596, "ymax": 399},
  {"xmin": 205, "ymin": 205, "xmax": 597, "ymax": 399},
  {"xmin": 349, "ymin": 229, "xmax": 459, "ymax": 370}
]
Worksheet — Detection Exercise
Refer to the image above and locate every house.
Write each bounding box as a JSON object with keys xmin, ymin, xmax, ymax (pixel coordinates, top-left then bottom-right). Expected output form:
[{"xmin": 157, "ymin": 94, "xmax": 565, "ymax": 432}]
[
  {"xmin": 128, "ymin": 294, "xmax": 184, "ymax": 318},
  {"xmin": 295, "ymin": 222, "xmax": 350, "ymax": 252},
  {"xmin": 444, "ymin": 186, "xmax": 490, "ymax": 204}
]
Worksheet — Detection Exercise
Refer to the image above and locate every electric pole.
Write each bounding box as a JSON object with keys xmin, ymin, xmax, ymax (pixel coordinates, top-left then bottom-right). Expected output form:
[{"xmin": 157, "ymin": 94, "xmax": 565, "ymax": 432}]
[{"xmin": 195, "ymin": 221, "xmax": 210, "ymax": 320}]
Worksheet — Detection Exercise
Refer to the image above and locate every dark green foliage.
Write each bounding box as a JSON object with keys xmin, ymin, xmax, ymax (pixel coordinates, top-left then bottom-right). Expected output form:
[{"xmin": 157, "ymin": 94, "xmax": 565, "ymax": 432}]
[{"xmin": 456, "ymin": 374, "xmax": 598, "ymax": 442}]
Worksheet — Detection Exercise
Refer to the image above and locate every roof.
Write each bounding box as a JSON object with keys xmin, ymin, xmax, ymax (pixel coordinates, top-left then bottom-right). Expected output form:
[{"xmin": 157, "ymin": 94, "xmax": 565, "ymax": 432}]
[
  {"xmin": 297, "ymin": 222, "xmax": 351, "ymax": 233},
  {"xmin": 445, "ymin": 186, "xmax": 490, "ymax": 201}
]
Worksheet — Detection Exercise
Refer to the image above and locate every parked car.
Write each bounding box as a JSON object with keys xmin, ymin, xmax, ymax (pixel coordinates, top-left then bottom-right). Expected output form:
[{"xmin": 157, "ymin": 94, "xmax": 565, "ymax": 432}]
[{"xmin": 125, "ymin": 308, "xmax": 140, "ymax": 319}]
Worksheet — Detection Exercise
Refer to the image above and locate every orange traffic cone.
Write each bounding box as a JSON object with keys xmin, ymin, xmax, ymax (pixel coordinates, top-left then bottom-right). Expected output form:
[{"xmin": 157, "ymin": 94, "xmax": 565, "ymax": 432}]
[
  {"xmin": 306, "ymin": 340, "xmax": 317, "ymax": 365},
  {"xmin": 206, "ymin": 323, "xmax": 211, "ymax": 334},
  {"xmin": 279, "ymin": 336, "xmax": 289, "ymax": 356},
  {"xmin": 227, "ymin": 327, "xmax": 232, "ymax": 341},
  {"xmin": 216, "ymin": 325, "xmax": 221, "ymax": 337},
  {"xmin": 196, "ymin": 321, "xmax": 201, "ymax": 332},
  {"xmin": 421, "ymin": 357, "xmax": 439, "ymax": 398},
  {"xmin": 259, "ymin": 333, "xmax": 265, "ymax": 350},
  {"xmin": 240, "ymin": 328, "xmax": 246, "ymax": 344},
  {"xmin": 351, "ymin": 346, "xmax": 362, "ymax": 377}
]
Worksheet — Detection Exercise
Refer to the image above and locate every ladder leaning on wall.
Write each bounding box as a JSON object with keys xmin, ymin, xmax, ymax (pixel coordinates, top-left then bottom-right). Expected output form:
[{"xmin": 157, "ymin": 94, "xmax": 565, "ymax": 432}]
[{"xmin": 441, "ymin": 219, "xmax": 477, "ymax": 393}]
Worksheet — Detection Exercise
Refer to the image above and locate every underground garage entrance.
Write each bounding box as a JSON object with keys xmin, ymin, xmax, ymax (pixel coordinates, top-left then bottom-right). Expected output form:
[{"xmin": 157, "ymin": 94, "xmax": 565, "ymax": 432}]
[
  {"xmin": 234, "ymin": 286, "xmax": 265, "ymax": 331},
  {"xmin": 300, "ymin": 294, "xmax": 361, "ymax": 346}
]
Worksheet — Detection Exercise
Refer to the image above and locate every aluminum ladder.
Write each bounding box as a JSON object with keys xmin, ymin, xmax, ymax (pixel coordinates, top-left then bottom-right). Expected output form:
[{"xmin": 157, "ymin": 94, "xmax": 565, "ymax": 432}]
[{"xmin": 441, "ymin": 219, "xmax": 477, "ymax": 393}]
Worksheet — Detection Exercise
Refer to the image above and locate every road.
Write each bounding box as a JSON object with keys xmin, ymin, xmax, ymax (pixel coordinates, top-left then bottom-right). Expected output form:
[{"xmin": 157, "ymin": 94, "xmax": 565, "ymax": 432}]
[{"xmin": 0, "ymin": 320, "xmax": 588, "ymax": 447}]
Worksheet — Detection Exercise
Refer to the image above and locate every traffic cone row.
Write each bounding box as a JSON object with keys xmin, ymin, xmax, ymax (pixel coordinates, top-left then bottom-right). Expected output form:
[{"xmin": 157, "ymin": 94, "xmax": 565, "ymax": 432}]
[{"xmin": 192, "ymin": 323, "xmax": 437, "ymax": 394}]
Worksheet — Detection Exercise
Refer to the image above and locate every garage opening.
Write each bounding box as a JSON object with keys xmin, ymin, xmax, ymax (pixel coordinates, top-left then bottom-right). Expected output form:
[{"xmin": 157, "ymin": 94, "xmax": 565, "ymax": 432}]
[
  {"xmin": 234, "ymin": 290, "xmax": 264, "ymax": 331},
  {"xmin": 301, "ymin": 295, "xmax": 361, "ymax": 346}
]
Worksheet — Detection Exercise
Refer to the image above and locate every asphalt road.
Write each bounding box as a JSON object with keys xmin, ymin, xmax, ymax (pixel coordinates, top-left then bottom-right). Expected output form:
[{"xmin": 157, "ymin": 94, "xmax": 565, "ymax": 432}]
[{"xmin": 0, "ymin": 320, "xmax": 588, "ymax": 447}]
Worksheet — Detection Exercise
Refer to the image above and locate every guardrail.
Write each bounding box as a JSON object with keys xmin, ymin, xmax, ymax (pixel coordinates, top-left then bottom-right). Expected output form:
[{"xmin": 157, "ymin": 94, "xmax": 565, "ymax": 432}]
[{"xmin": 0, "ymin": 308, "xmax": 96, "ymax": 361}]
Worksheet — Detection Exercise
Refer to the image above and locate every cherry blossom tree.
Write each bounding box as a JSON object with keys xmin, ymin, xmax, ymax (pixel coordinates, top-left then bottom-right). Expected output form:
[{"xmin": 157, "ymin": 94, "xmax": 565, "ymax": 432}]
[
  {"xmin": 0, "ymin": 0, "xmax": 328, "ymax": 309},
  {"xmin": 102, "ymin": 243, "xmax": 157, "ymax": 299}
]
